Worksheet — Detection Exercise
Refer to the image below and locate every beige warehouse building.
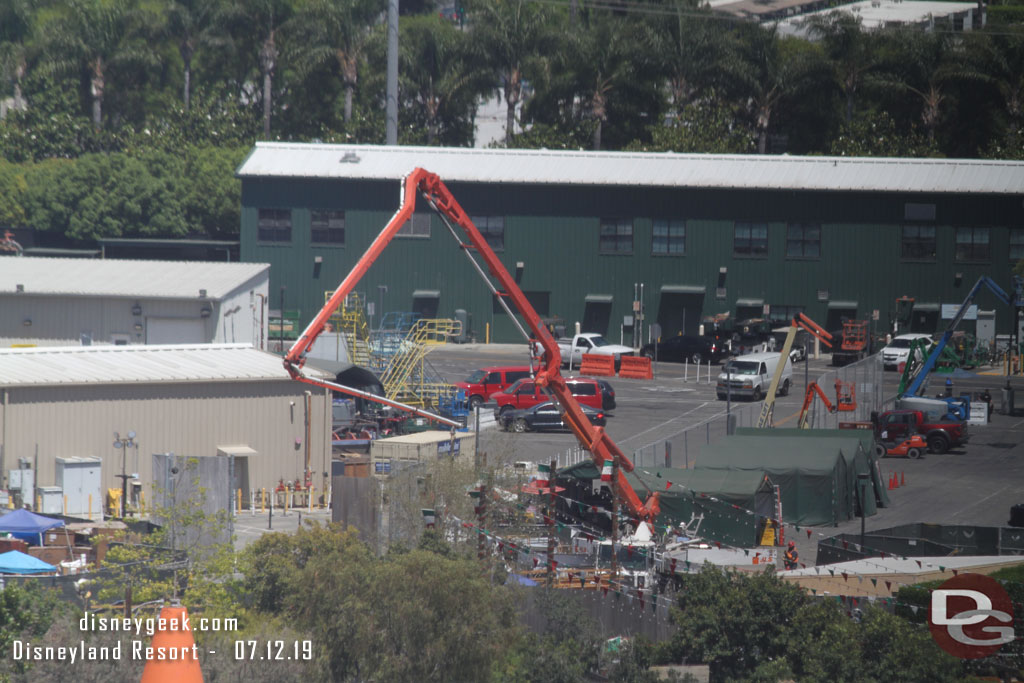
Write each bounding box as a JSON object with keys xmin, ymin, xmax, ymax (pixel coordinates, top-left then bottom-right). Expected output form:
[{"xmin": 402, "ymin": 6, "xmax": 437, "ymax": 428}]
[{"xmin": 0, "ymin": 344, "xmax": 333, "ymax": 517}]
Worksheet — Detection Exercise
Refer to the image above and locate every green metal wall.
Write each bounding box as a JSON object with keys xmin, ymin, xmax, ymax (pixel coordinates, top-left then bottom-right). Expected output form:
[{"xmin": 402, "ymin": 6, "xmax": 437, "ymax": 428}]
[{"xmin": 240, "ymin": 177, "xmax": 1022, "ymax": 343}]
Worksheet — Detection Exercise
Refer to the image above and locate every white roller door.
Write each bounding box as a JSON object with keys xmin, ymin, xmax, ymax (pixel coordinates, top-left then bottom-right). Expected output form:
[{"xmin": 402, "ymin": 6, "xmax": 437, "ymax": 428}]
[{"xmin": 146, "ymin": 317, "xmax": 207, "ymax": 344}]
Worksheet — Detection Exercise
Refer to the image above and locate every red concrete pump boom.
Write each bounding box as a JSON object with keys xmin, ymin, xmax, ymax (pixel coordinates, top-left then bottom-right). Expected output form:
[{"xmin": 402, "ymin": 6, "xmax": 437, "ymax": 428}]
[{"xmin": 284, "ymin": 168, "xmax": 660, "ymax": 522}]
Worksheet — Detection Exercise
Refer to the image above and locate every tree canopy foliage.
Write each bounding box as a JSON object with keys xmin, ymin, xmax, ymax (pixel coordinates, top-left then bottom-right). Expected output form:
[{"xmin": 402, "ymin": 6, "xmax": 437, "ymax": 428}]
[{"xmin": 1, "ymin": 0, "xmax": 1023, "ymax": 243}]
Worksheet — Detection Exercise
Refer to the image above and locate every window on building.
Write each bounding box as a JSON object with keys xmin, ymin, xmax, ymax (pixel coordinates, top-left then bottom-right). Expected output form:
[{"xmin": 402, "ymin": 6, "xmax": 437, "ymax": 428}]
[
  {"xmin": 311, "ymin": 210, "xmax": 345, "ymax": 244},
  {"xmin": 258, "ymin": 208, "xmax": 292, "ymax": 242},
  {"xmin": 1011, "ymin": 228, "xmax": 1024, "ymax": 262},
  {"xmin": 955, "ymin": 227, "xmax": 990, "ymax": 262},
  {"xmin": 599, "ymin": 218, "xmax": 633, "ymax": 254},
  {"xmin": 652, "ymin": 219, "xmax": 686, "ymax": 255},
  {"xmin": 734, "ymin": 222, "xmax": 768, "ymax": 257},
  {"xmin": 398, "ymin": 212, "xmax": 431, "ymax": 238},
  {"xmin": 901, "ymin": 225, "xmax": 936, "ymax": 260},
  {"xmin": 471, "ymin": 216, "xmax": 505, "ymax": 251},
  {"xmin": 786, "ymin": 223, "xmax": 820, "ymax": 258}
]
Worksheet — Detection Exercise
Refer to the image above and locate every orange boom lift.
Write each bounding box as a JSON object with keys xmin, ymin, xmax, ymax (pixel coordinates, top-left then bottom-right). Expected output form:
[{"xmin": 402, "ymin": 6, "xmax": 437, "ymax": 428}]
[{"xmin": 283, "ymin": 169, "xmax": 660, "ymax": 522}]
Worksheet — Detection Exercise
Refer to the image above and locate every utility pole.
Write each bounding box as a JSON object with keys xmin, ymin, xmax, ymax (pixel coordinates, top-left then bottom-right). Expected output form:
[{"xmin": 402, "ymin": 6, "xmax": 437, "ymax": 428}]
[
  {"xmin": 279, "ymin": 285, "xmax": 286, "ymax": 353},
  {"xmin": 386, "ymin": 0, "xmax": 398, "ymax": 144},
  {"xmin": 113, "ymin": 432, "xmax": 136, "ymax": 518},
  {"xmin": 610, "ymin": 457, "xmax": 618, "ymax": 582},
  {"xmin": 546, "ymin": 458, "xmax": 556, "ymax": 587},
  {"xmin": 476, "ymin": 482, "xmax": 487, "ymax": 562}
]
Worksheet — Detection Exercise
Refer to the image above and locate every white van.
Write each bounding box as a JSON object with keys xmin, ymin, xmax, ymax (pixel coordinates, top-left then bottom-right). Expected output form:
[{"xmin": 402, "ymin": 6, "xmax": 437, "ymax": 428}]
[
  {"xmin": 881, "ymin": 333, "xmax": 934, "ymax": 370},
  {"xmin": 716, "ymin": 352, "xmax": 793, "ymax": 401}
]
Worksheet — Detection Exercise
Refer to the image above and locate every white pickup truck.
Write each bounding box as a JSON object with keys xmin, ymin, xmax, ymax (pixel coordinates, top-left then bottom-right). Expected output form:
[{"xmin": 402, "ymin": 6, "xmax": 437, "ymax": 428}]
[{"xmin": 539, "ymin": 333, "xmax": 634, "ymax": 369}]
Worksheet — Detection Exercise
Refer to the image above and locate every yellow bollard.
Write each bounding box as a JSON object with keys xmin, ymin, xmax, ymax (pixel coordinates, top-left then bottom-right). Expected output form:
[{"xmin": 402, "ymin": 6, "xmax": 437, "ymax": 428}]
[
  {"xmin": 36, "ymin": 494, "xmax": 40, "ymax": 511},
  {"xmin": 63, "ymin": 495, "xmax": 67, "ymax": 515},
  {"xmin": 261, "ymin": 488, "xmax": 266, "ymax": 513},
  {"xmin": 140, "ymin": 490, "xmax": 145, "ymax": 515},
  {"xmin": 485, "ymin": 322, "xmax": 490, "ymax": 344},
  {"xmin": 88, "ymin": 494, "xmax": 92, "ymax": 520},
  {"xmin": 237, "ymin": 488, "xmax": 242, "ymax": 512},
  {"xmin": 308, "ymin": 486, "xmax": 314, "ymax": 512}
]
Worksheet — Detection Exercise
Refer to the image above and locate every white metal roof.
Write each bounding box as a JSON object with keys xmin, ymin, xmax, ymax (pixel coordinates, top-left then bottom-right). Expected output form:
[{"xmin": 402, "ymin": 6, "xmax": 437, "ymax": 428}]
[
  {"xmin": 781, "ymin": 554, "xmax": 1024, "ymax": 577},
  {"xmin": 0, "ymin": 258, "xmax": 270, "ymax": 299},
  {"xmin": 0, "ymin": 344, "xmax": 331, "ymax": 388},
  {"xmin": 779, "ymin": 0, "xmax": 978, "ymax": 35},
  {"xmin": 236, "ymin": 142, "xmax": 1024, "ymax": 195}
]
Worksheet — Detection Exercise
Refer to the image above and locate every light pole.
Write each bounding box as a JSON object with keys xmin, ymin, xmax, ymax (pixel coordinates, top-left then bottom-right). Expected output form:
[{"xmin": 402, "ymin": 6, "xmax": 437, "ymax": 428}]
[
  {"xmin": 113, "ymin": 432, "xmax": 137, "ymax": 518},
  {"xmin": 279, "ymin": 285, "xmax": 286, "ymax": 352}
]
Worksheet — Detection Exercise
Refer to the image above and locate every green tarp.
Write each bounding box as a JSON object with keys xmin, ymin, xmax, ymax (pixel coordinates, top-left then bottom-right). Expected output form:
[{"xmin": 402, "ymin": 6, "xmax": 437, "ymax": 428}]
[
  {"xmin": 697, "ymin": 435, "xmax": 875, "ymax": 526},
  {"xmin": 559, "ymin": 463, "xmax": 777, "ymax": 547},
  {"xmin": 734, "ymin": 428, "xmax": 890, "ymax": 513}
]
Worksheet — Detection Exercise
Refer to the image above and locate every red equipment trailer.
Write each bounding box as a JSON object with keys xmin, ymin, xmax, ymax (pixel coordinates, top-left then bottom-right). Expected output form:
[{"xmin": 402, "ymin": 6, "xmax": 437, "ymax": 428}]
[{"xmin": 283, "ymin": 169, "xmax": 661, "ymax": 522}]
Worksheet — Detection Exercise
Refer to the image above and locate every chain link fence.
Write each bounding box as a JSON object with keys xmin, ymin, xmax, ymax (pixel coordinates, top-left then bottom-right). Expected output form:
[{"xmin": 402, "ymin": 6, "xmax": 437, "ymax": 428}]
[{"xmin": 627, "ymin": 354, "xmax": 888, "ymax": 471}]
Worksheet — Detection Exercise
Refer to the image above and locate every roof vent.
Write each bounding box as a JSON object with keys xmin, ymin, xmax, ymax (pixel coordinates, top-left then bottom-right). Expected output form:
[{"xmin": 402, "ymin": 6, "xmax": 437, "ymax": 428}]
[
  {"xmin": 16, "ymin": 283, "xmax": 24, "ymax": 293},
  {"xmin": 340, "ymin": 152, "xmax": 361, "ymax": 164}
]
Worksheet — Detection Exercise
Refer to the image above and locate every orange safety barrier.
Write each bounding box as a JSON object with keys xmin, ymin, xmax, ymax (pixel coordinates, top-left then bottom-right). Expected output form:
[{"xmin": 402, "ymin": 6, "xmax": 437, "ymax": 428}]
[
  {"xmin": 579, "ymin": 353, "xmax": 615, "ymax": 377},
  {"xmin": 618, "ymin": 355, "xmax": 653, "ymax": 380}
]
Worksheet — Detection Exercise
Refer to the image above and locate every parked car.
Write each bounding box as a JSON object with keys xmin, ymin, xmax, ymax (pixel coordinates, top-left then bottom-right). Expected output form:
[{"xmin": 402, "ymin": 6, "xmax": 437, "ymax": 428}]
[
  {"xmin": 881, "ymin": 333, "xmax": 934, "ymax": 371},
  {"xmin": 640, "ymin": 334, "xmax": 729, "ymax": 364},
  {"xmin": 596, "ymin": 378, "xmax": 616, "ymax": 411},
  {"xmin": 454, "ymin": 365, "xmax": 533, "ymax": 409},
  {"xmin": 491, "ymin": 376, "xmax": 605, "ymax": 415},
  {"xmin": 497, "ymin": 401, "xmax": 606, "ymax": 432}
]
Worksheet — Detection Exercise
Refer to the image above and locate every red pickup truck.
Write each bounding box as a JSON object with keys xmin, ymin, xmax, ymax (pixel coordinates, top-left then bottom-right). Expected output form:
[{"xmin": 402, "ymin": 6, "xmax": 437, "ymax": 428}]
[
  {"xmin": 491, "ymin": 376, "xmax": 605, "ymax": 415},
  {"xmin": 840, "ymin": 409, "xmax": 968, "ymax": 454}
]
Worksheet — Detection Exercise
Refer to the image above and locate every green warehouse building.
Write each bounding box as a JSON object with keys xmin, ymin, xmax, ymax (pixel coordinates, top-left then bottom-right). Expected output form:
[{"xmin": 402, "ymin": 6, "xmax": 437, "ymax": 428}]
[{"xmin": 236, "ymin": 143, "xmax": 1024, "ymax": 345}]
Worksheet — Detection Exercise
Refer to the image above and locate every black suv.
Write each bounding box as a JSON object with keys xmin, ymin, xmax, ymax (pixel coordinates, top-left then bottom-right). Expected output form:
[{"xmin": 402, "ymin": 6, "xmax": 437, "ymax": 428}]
[{"xmin": 640, "ymin": 335, "xmax": 729, "ymax": 364}]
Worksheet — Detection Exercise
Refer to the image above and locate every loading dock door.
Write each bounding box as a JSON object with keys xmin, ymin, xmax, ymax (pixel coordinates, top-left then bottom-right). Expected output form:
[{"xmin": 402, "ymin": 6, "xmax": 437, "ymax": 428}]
[
  {"xmin": 412, "ymin": 290, "xmax": 440, "ymax": 319},
  {"xmin": 146, "ymin": 317, "xmax": 207, "ymax": 344},
  {"xmin": 911, "ymin": 304, "xmax": 940, "ymax": 334},
  {"xmin": 582, "ymin": 294, "xmax": 613, "ymax": 336},
  {"xmin": 658, "ymin": 285, "xmax": 706, "ymax": 337},
  {"xmin": 825, "ymin": 302, "xmax": 858, "ymax": 334}
]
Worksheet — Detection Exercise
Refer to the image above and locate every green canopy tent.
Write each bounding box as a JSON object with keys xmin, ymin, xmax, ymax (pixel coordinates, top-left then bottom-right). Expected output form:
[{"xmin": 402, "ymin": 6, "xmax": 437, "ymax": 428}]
[
  {"xmin": 558, "ymin": 463, "xmax": 778, "ymax": 547},
  {"xmin": 696, "ymin": 436, "xmax": 874, "ymax": 526},
  {"xmin": 734, "ymin": 427, "xmax": 890, "ymax": 514}
]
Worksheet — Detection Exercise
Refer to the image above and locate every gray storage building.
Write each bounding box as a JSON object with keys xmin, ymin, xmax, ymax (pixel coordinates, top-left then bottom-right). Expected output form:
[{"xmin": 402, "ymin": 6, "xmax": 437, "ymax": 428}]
[
  {"xmin": 0, "ymin": 257, "xmax": 270, "ymax": 348},
  {"xmin": 0, "ymin": 343, "xmax": 333, "ymax": 511}
]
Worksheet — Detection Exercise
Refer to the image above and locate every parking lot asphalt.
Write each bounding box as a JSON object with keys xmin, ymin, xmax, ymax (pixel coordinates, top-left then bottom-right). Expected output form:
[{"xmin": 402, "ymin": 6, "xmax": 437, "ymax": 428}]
[{"xmin": 428, "ymin": 343, "xmax": 1024, "ymax": 565}]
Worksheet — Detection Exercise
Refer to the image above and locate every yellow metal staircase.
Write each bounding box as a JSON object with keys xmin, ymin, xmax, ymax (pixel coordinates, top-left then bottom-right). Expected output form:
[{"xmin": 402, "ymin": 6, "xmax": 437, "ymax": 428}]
[
  {"xmin": 380, "ymin": 319, "xmax": 462, "ymax": 406},
  {"xmin": 325, "ymin": 291, "xmax": 373, "ymax": 366}
]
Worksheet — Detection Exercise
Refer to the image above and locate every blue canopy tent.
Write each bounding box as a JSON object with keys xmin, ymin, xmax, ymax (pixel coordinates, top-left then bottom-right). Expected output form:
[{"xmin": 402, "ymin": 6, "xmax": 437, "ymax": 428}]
[
  {"xmin": 0, "ymin": 550, "xmax": 57, "ymax": 574},
  {"xmin": 0, "ymin": 509, "xmax": 65, "ymax": 546}
]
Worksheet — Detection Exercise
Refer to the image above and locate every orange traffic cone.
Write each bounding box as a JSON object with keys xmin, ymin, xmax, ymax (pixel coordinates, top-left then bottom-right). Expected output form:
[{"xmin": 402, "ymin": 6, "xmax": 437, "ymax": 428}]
[
  {"xmin": 140, "ymin": 605, "xmax": 203, "ymax": 683},
  {"xmin": 900, "ymin": 471, "xmax": 906, "ymax": 487},
  {"xmin": 888, "ymin": 474, "xmax": 894, "ymax": 490}
]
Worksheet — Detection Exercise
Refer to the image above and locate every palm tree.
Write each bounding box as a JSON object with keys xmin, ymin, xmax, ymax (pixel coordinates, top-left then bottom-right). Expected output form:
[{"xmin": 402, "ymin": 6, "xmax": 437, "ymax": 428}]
[
  {"xmin": 648, "ymin": 0, "xmax": 730, "ymax": 118},
  {"xmin": 163, "ymin": 0, "xmax": 224, "ymax": 111},
  {"xmin": 873, "ymin": 27, "xmax": 958, "ymax": 143},
  {"xmin": 961, "ymin": 28, "xmax": 1024, "ymax": 140},
  {"xmin": 399, "ymin": 15, "xmax": 491, "ymax": 145},
  {"xmin": 218, "ymin": 0, "xmax": 295, "ymax": 137},
  {"xmin": 289, "ymin": 0, "xmax": 383, "ymax": 125},
  {"xmin": 0, "ymin": 0, "xmax": 33, "ymax": 112},
  {"xmin": 469, "ymin": 0, "xmax": 557, "ymax": 145},
  {"xmin": 723, "ymin": 23, "xmax": 824, "ymax": 154},
  {"xmin": 41, "ymin": 0, "xmax": 154, "ymax": 128},
  {"xmin": 804, "ymin": 12, "xmax": 879, "ymax": 125}
]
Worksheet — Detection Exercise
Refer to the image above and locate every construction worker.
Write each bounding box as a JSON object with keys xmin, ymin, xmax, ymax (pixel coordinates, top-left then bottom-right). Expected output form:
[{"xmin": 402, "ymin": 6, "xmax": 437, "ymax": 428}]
[
  {"xmin": 784, "ymin": 541, "xmax": 799, "ymax": 570},
  {"xmin": 980, "ymin": 388, "xmax": 993, "ymax": 422}
]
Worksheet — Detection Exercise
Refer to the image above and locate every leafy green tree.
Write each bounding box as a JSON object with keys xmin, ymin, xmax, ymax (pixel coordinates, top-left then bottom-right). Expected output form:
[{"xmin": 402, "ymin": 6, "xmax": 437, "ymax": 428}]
[
  {"xmin": 398, "ymin": 15, "xmax": 491, "ymax": 146},
  {"xmin": 962, "ymin": 28, "xmax": 1024, "ymax": 155},
  {"xmin": 829, "ymin": 110, "xmax": 939, "ymax": 157},
  {"xmin": 468, "ymin": 0, "xmax": 557, "ymax": 146},
  {"xmin": 0, "ymin": 583, "xmax": 69, "ymax": 676},
  {"xmin": 289, "ymin": 0, "xmax": 383, "ymax": 125},
  {"xmin": 647, "ymin": 1, "xmax": 730, "ymax": 116},
  {"xmin": 626, "ymin": 96, "xmax": 755, "ymax": 154},
  {"xmin": 39, "ymin": 0, "xmax": 157, "ymax": 128}
]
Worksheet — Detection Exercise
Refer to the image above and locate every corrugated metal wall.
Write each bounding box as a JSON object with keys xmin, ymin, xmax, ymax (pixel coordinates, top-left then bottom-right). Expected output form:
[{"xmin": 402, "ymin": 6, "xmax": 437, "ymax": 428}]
[
  {"xmin": 241, "ymin": 178, "xmax": 1023, "ymax": 342},
  {"xmin": 0, "ymin": 380, "xmax": 331, "ymax": 507}
]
